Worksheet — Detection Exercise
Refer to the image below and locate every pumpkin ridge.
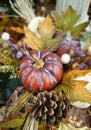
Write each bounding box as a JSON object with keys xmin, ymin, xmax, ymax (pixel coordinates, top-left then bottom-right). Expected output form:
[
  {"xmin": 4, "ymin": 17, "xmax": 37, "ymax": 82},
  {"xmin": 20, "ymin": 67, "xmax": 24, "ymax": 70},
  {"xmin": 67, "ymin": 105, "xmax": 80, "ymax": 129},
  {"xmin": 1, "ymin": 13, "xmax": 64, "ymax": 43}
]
[
  {"xmin": 45, "ymin": 60, "xmax": 63, "ymax": 68},
  {"xmin": 29, "ymin": 75, "xmax": 36, "ymax": 91},
  {"xmin": 23, "ymin": 69, "xmax": 38, "ymax": 90},
  {"xmin": 20, "ymin": 67, "xmax": 34, "ymax": 83},
  {"xmin": 20, "ymin": 63, "xmax": 33, "ymax": 68},
  {"xmin": 19, "ymin": 66, "xmax": 31, "ymax": 77},
  {"xmin": 41, "ymin": 51, "xmax": 51, "ymax": 59},
  {"xmin": 38, "ymin": 70, "xmax": 44, "ymax": 91},
  {"xmin": 20, "ymin": 55, "xmax": 34, "ymax": 64},
  {"xmin": 44, "ymin": 68, "xmax": 57, "ymax": 87}
]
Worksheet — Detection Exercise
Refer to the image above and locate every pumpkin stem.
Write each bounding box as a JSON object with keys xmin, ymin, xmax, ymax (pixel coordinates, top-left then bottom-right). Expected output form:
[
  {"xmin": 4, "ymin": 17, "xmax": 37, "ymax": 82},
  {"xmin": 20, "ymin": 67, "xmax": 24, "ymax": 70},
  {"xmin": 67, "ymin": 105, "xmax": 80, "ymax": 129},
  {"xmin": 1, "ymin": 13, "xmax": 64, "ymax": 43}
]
[{"xmin": 32, "ymin": 54, "xmax": 44, "ymax": 69}]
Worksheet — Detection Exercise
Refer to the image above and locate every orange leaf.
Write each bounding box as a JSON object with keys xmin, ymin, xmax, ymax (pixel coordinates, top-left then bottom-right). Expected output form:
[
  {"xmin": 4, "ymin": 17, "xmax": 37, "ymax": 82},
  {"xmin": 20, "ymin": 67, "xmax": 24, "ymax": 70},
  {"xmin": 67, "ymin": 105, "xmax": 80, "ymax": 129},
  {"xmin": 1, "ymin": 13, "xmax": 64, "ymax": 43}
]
[{"xmin": 10, "ymin": 26, "xmax": 24, "ymax": 34}]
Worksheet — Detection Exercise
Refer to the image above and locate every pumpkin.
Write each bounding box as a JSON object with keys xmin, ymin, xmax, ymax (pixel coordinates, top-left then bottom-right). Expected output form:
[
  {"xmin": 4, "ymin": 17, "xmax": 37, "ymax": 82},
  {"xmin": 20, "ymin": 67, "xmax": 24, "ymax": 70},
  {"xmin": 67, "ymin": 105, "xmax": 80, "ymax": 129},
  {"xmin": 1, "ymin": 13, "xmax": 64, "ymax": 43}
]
[{"xmin": 18, "ymin": 50, "xmax": 63, "ymax": 92}]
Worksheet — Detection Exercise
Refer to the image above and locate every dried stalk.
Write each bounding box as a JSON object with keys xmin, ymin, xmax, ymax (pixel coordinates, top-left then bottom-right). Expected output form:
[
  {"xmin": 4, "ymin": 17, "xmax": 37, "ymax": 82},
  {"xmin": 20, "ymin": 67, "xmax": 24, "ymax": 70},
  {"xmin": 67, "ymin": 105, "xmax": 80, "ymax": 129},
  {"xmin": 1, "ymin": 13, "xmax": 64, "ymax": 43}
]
[
  {"xmin": 9, "ymin": 0, "xmax": 36, "ymax": 24},
  {"xmin": 8, "ymin": 90, "xmax": 31, "ymax": 115},
  {"xmin": 22, "ymin": 113, "xmax": 38, "ymax": 130}
]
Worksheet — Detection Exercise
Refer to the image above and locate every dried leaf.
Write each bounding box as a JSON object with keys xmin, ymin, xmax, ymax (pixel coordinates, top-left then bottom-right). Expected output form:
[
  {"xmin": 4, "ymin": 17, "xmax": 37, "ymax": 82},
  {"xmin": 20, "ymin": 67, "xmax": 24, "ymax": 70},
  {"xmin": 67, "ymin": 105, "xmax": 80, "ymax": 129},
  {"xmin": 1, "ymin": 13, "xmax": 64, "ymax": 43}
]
[
  {"xmin": 24, "ymin": 26, "xmax": 42, "ymax": 50},
  {"xmin": 0, "ymin": 114, "xmax": 26, "ymax": 129},
  {"xmin": 24, "ymin": 15, "xmax": 64, "ymax": 51},
  {"xmin": 10, "ymin": 26, "xmax": 24, "ymax": 34},
  {"xmin": 68, "ymin": 106, "xmax": 91, "ymax": 128},
  {"xmin": 38, "ymin": 15, "xmax": 64, "ymax": 51},
  {"xmin": 57, "ymin": 122, "xmax": 89, "ymax": 130},
  {"xmin": 55, "ymin": 70, "xmax": 91, "ymax": 105},
  {"xmin": 54, "ymin": 6, "xmax": 89, "ymax": 38},
  {"xmin": 39, "ymin": 15, "xmax": 55, "ymax": 36}
]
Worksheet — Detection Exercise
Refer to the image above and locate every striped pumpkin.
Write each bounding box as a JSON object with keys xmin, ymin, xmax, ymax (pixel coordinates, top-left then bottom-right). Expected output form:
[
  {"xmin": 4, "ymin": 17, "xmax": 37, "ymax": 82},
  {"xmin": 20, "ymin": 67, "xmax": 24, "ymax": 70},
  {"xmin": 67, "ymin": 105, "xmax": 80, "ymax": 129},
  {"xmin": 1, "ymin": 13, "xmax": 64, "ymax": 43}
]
[{"xmin": 18, "ymin": 50, "xmax": 63, "ymax": 92}]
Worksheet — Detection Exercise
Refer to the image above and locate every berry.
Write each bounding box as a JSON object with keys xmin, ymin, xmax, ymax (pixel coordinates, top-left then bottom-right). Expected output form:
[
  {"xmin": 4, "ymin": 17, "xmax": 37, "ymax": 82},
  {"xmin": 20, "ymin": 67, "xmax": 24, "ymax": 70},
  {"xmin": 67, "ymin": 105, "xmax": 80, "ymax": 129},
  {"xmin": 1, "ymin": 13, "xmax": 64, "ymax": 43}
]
[
  {"xmin": 1, "ymin": 32, "xmax": 10, "ymax": 41},
  {"xmin": 61, "ymin": 53, "xmax": 71, "ymax": 64}
]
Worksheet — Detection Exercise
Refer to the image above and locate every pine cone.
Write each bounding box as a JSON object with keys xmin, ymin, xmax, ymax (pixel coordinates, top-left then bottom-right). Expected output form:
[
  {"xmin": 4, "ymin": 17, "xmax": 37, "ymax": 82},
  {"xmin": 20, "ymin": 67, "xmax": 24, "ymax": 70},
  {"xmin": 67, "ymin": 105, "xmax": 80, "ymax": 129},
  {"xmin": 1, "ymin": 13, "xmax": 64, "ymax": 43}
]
[{"xmin": 32, "ymin": 91, "xmax": 69, "ymax": 126}]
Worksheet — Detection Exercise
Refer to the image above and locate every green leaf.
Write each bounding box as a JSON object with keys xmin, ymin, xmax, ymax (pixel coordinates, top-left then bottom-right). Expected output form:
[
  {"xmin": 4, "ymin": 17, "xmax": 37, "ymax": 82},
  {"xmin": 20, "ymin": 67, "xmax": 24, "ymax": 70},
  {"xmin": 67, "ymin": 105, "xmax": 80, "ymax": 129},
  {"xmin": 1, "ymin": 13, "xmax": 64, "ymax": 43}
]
[
  {"xmin": 54, "ymin": 6, "xmax": 89, "ymax": 38},
  {"xmin": 70, "ymin": 22, "xmax": 89, "ymax": 37},
  {"xmin": 40, "ymin": 31, "xmax": 64, "ymax": 51}
]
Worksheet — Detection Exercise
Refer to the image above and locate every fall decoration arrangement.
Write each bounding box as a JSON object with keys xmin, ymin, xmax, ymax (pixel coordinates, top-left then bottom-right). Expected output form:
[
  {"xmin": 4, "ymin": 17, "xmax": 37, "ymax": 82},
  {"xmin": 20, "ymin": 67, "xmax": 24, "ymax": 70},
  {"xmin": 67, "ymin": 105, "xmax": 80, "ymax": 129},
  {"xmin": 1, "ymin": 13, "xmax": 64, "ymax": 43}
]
[{"xmin": 0, "ymin": 0, "xmax": 91, "ymax": 130}]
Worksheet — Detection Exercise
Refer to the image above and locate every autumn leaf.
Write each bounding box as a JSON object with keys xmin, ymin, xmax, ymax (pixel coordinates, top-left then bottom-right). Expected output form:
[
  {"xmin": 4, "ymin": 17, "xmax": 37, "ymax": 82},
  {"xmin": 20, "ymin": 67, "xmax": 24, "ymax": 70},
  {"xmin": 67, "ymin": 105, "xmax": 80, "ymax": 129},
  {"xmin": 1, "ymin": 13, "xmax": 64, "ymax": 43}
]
[
  {"xmin": 38, "ymin": 15, "xmax": 64, "ymax": 51},
  {"xmin": 24, "ymin": 26, "xmax": 42, "ymax": 50},
  {"xmin": 10, "ymin": 26, "xmax": 24, "ymax": 34},
  {"xmin": 55, "ymin": 69, "xmax": 91, "ymax": 105},
  {"xmin": 24, "ymin": 15, "xmax": 64, "ymax": 51},
  {"xmin": 38, "ymin": 15, "xmax": 55, "ymax": 36},
  {"xmin": 54, "ymin": 6, "xmax": 89, "ymax": 38},
  {"xmin": 0, "ymin": 114, "xmax": 26, "ymax": 129}
]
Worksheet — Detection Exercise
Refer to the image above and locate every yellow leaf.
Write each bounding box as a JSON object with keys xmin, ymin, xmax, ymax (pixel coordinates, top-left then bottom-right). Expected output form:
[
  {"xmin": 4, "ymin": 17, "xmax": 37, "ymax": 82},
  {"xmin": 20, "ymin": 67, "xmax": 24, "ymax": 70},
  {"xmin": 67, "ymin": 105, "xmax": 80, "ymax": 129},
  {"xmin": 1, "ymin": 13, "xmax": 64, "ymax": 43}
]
[
  {"xmin": 10, "ymin": 26, "xmax": 24, "ymax": 34},
  {"xmin": 24, "ymin": 26, "xmax": 42, "ymax": 50},
  {"xmin": 0, "ymin": 114, "xmax": 26, "ymax": 129},
  {"xmin": 55, "ymin": 70, "xmax": 91, "ymax": 104},
  {"xmin": 38, "ymin": 15, "xmax": 64, "ymax": 51},
  {"xmin": 38, "ymin": 15, "xmax": 55, "ymax": 36},
  {"xmin": 24, "ymin": 15, "xmax": 64, "ymax": 51}
]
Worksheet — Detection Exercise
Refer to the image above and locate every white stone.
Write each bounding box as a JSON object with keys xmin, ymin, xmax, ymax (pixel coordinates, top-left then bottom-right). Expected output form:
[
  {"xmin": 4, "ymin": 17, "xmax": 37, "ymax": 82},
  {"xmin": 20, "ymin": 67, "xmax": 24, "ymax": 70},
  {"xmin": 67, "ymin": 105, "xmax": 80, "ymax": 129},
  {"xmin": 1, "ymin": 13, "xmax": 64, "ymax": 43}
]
[{"xmin": 61, "ymin": 53, "xmax": 71, "ymax": 64}]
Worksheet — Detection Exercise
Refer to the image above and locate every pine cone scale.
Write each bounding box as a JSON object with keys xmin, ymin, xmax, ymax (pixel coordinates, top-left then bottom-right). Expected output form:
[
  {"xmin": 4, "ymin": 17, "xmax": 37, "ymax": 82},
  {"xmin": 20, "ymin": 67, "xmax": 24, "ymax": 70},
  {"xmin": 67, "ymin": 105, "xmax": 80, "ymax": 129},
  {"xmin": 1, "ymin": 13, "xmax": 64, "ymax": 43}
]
[{"xmin": 32, "ymin": 91, "xmax": 70, "ymax": 126}]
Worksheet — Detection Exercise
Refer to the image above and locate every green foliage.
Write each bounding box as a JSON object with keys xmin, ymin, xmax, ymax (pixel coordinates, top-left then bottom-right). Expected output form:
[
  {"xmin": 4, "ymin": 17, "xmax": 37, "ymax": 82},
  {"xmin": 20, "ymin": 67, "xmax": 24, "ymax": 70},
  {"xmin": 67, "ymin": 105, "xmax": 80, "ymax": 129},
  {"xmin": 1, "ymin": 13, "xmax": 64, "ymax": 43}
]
[
  {"xmin": 0, "ymin": 48, "xmax": 19, "ymax": 79},
  {"xmin": 54, "ymin": 6, "xmax": 89, "ymax": 38}
]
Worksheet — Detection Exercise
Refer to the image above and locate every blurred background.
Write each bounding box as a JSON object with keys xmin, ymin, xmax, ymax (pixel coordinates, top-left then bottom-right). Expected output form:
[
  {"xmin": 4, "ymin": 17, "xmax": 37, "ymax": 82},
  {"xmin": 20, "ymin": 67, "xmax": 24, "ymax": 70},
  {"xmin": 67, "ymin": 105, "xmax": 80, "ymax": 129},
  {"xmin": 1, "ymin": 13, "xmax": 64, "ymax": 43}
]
[{"xmin": 0, "ymin": 0, "xmax": 91, "ymax": 17}]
